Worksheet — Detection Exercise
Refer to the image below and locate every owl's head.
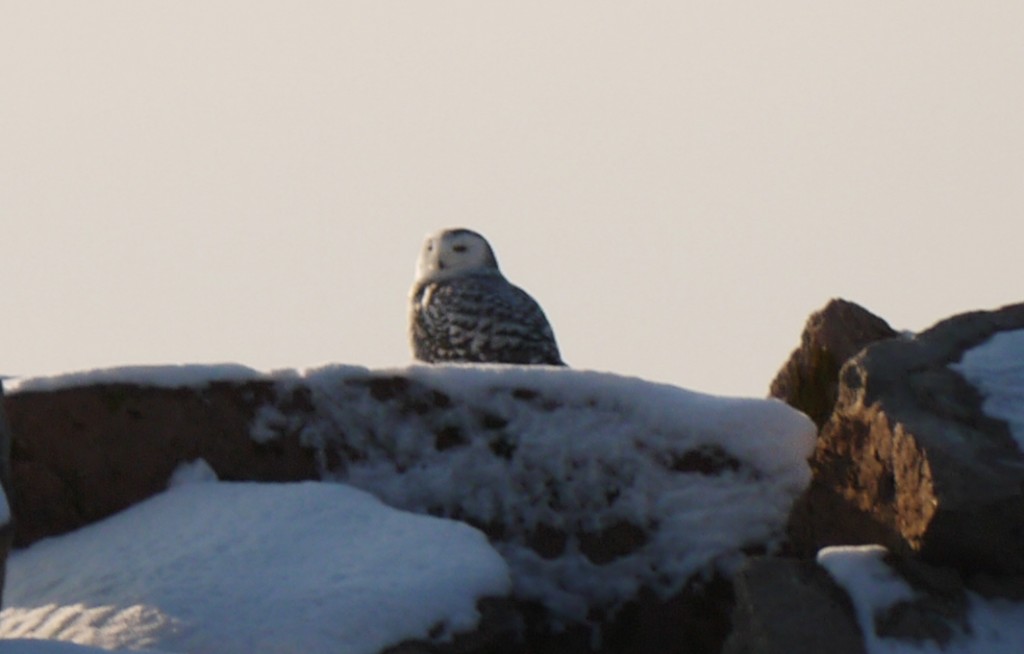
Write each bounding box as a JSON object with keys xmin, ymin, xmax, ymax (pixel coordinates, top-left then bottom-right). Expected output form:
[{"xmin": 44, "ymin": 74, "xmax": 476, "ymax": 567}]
[{"xmin": 415, "ymin": 228, "xmax": 500, "ymax": 281}]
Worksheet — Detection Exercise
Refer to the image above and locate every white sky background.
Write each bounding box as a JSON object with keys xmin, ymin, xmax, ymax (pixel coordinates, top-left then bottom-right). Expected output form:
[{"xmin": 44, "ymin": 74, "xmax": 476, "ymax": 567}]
[{"xmin": 2, "ymin": 2, "xmax": 1022, "ymax": 397}]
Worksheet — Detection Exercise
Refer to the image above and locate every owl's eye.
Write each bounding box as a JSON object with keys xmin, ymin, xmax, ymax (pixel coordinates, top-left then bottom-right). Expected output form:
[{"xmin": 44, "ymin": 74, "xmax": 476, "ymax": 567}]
[{"xmin": 453, "ymin": 244, "xmax": 468, "ymax": 253}]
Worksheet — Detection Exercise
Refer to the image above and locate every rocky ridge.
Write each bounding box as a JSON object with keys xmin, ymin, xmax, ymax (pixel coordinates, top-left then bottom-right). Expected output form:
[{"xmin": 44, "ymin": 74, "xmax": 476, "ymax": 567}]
[{"xmin": 3, "ymin": 298, "xmax": 1024, "ymax": 653}]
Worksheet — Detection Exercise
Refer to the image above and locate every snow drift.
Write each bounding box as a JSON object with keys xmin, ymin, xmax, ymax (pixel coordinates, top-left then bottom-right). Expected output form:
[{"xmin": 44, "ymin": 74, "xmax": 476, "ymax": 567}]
[{"xmin": 1, "ymin": 470, "xmax": 509, "ymax": 653}]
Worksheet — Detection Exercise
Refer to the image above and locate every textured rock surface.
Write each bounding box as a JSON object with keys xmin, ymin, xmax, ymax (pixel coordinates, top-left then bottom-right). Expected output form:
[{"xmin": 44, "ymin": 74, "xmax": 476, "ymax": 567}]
[
  {"xmin": 723, "ymin": 557, "xmax": 865, "ymax": 654},
  {"xmin": 770, "ymin": 299, "xmax": 897, "ymax": 427},
  {"xmin": 0, "ymin": 382, "xmax": 12, "ymax": 609},
  {"xmin": 258, "ymin": 366, "xmax": 812, "ymax": 652},
  {"xmin": 6, "ymin": 381, "xmax": 318, "ymax": 546},
  {"xmin": 278, "ymin": 367, "xmax": 812, "ymax": 631},
  {"xmin": 789, "ymin": 302, "xmax": 1024, "ymax": 574}
]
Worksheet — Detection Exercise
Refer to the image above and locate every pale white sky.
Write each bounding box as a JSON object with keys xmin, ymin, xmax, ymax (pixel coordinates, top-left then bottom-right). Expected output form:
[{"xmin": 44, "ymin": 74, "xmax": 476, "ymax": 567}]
[{"xmin": 2, "ymin": 2, "xmax": 1022, "ymax": 396}]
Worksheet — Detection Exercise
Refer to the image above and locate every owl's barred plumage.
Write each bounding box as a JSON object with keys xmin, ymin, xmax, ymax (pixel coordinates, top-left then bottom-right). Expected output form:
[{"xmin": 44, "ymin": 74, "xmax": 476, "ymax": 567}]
[{"xmin": 410, "ymin": 228, "xmax": 564, "ymax": 365}]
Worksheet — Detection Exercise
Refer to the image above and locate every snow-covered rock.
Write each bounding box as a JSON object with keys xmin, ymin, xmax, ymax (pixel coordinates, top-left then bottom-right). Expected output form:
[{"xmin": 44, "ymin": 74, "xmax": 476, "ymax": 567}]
[
  {"xmin": 819, "ymin": 545, "xmax": 1024, "ymax": 654},
  {"xmin": 269, "ymin": 365, "xmax": 816, "ymax": 626},
  {"xmin": 4, "ymin": 363, "xmax": 816, "ymax": 651},
  {"xmin": 0, "ymin": 474, "xmax": 511, "ymax": 654}
]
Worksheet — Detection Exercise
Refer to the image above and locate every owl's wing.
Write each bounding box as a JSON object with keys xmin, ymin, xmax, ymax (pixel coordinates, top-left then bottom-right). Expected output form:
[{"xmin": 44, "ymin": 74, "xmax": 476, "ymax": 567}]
[{"xmin": 413, "ymin": 275, "xmax": 563, "ymax": 365}]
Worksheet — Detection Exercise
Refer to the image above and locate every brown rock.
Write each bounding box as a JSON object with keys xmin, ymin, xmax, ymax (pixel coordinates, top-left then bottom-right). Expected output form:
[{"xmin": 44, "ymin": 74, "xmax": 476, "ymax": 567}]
[
  {"xmin": 6, "ymin": 381, "xmax": 318, "ymax": 546},
  {"xmin": 789, "ymin": 303, "xmax": 1024, "ymax": 574},
  {"xmin": 770, "ymin": 299, "xmax": 897, "ymax": 427}
]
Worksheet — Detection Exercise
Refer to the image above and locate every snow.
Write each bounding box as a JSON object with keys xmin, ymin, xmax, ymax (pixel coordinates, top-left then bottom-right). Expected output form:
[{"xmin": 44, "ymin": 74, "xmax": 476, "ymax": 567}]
[
  {"xmin": 0, "ymin": 641, "xmax": 154, "ymax": 654},
  {"xmin": 286, "ymin": 364, "xmax": 817, "ymax": 622},
  {"xmin": 0, "ymin": 465, "xmax": 510, "ymax": 654},
  {"xmin": 7, "ymin": 364, "xmax": 268, "ymax": 394},
  {"xmin": 817, "ymin": 546, "xmax": 920, "ymax": 654},
  {"xmin": 819, "ymin": 545, "xmax": 1024, "ymax": 654},
  {"xmin": 951, "ymin": 329, "xmax": 1024, "ymax": 452},
  {"xmin": 1, "ymin": 361, "xmax": 818, "ymax": 650}
]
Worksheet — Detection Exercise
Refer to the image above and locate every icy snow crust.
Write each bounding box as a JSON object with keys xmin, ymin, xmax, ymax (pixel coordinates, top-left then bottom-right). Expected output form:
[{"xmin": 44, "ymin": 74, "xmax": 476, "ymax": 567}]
[
  {"xmin": 952, "ymin": 329, "xmax": 1024, "ymax": 453},
  {"xmin": 277, "ymin": 364, "xmax": 817, "ymax": 622},
  {"xmin": 0, "ymin": 477, "xmax": 510, "ymax": 654},
  {"xmin": 819, "ymin": 545, "xmax": 1024, "ymax": 654},
  {"xmin": 7, "ymin": 364, "xmax": 267, "ymax": 393}
]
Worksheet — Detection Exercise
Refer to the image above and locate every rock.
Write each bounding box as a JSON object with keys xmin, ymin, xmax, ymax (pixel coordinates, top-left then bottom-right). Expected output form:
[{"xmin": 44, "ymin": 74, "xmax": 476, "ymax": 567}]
[
  {"xmin": 516, "ymin": 574, "xmax": 735, "ymax": 654},
  {"xmin": 1, "ymin": 382, "xmax": 11, "ymax": 494},
  {"xmin": 381, "ymin": 598, "xmax": 523, "ymax": 654},
  {"xmin": 5, "ymin": 365, "xmax": 815, "ymax": 652},
  {"xmin": 281, "ymin": 366, "xmax": 813, "ymax": 640},
  {"xmin": 0, "ymin": 381, "xmax": 12, "ymax": 609},
  {"xmin": 873, "ymin": 555, "xmax": 969, "ymax": 646},
  {"xmin": 723, "ymin": 557, "xmax": 865, "ymax": 654},
  {"xmin": 770, "ymin": 299, "xmax": 898, "ymax": 427},
  {"xmin": 815, "ymin": 545, "xmax": 1015, "ymax": 651},
  {"xmin": 788, "ymin": 302, "xmax": 1024, "ymax": 574},
  {"xmin": 6, "ymin": 381, "xmax": 318, "ymax": 545}
]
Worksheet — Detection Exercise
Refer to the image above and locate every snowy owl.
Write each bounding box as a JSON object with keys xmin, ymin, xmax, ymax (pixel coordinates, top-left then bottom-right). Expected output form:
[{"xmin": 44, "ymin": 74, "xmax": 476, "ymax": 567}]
[{"xmin": 409, "ymin": 228, "xmax": 564, "ymax": 365}]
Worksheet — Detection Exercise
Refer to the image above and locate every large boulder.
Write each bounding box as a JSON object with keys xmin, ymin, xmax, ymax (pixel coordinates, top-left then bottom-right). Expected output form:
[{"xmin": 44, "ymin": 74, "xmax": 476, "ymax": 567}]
[
  {"xmin": 5, "ymin": 380, "xmax": 318, "ymax": 546},
  {"xmin": 770, "ymin": 299, "xmax": 897, "ymax": 427},
  {"xmin": 723, "ymin": 557, "xmax": 865, "ymax": 654},
  {"xmin": 270, "ymin": 366, "xmax": 814, "ymax": 652},
  {"xmin": 5, "ymin": 365, "xmax": 816, "ymax": 653},
  {"xmin": 789, "ymin": 303, "xmax": 1024, "ymax": 574}
]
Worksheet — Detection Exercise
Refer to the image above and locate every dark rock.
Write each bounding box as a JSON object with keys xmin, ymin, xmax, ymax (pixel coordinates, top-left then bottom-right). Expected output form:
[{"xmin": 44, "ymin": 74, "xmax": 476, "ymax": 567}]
[
  {"xmin": 526, "ymin": 523, "xmax": 567, "ymax": 559},
  {"xmin": 435, "ymin": 425, "xmax": 467, "ymax": 451},
  {"xmin": 579, "ymin": 521, "xmax": 649, "ymax": 565},
  {"xmin": 770, "ymin": 299, "xmax": 898, "ymax": 427},
  {"xmin": 1, "ymin": 382, "xmax": 11, "ymax": 496},
  {"xmin": 669, "ymin": 445, "xmax": 742, "ymax": 475},
  {"xmin": 381, "ymin": 597, "xmax": 523, "ymax": 654},
  {"xmin": 519, "ymin": 575, "xmax": 735, "ymax": 654},
  {"xmin": 788, "ymin": 302, "xmax": 1024, "ymax": 574},
  {"xmin": 6, "ymin": 381, "xmax": 319, "ymax": 546},
  {"xmin": 723, "ymin": 557, "xmax": 865, "ymax": 654},
  {"xmin": 0, "ymin": 382, "xmax": 12, "ymax": 609},
  {"xmin": 966, "ymin": 573, "xmax": 1024, "ymax": 601},
  {"xmin": 874, "ymin": 555, "xmax": 970, "ymax": 646},
  {"xmin": 602, "ymin": 577, "xmax": 735, "ymax": 654}
]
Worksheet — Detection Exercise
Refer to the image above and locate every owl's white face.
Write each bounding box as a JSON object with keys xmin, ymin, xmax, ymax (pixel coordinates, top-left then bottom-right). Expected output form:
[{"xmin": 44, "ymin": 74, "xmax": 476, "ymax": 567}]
[{"xmin": 415, "ymin": 228, "xmax": 499, "ymax": 282}]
